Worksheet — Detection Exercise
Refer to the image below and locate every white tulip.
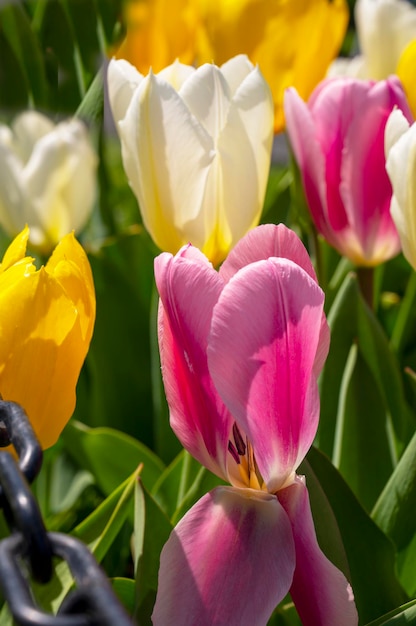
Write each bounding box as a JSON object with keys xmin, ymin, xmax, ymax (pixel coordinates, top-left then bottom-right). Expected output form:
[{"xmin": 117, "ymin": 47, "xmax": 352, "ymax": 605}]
[
  {"xmin": 107, "ymin": 55, "xmax": 274, "ymax": 265},
  {"xmin": 385, "ymin": 108, "xmax": 416, "ymax": 269},
  {"xmin": 0, "ymin": 111, "xmax": 97, "ymax": 252}
]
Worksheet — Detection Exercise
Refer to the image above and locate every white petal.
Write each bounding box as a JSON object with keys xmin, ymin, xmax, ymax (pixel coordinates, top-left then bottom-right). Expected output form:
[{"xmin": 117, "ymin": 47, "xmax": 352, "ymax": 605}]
[
  {"xmin": 386, "ymin": 121, "xmax": 416, "ymax": 269},
  {"xmin": 220, "ymin": 54, "xmax": 254, "ymax": 97},
  {"xmin": 11, "ymin": 111, "xmax": 54, "ymax": 164},
  {"xmin": 107, "ymin": 58, "xmax": 144, "ymax": 125},
  {"xmin": 385, "ymin": 108, "xmax": 410, "ymax": 158},
  {"xmin": 0, "ymin": 143, "xmax": 25, "ymax": 235},
  {"xmin": 157, "ymin": 59, "xmax": 195, "ymax": 90},
  {"xmin": 23, "ymin": 119, "xmax": 97, "ymax": 246},
  {"xmin": 179, "ymin": 63, "xmax": 232, "ymax": 140},
  {"xmin": 215, "ymin": 66, "xmax": 274, "ymax": 246},
  {"xmin": 119, "ymin": 72, "xmax": 215, "ymax": 252}
]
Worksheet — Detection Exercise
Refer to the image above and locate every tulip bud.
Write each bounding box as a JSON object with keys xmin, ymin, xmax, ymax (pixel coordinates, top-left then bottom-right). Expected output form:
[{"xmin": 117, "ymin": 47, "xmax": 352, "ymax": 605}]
[
  {"xmin": 284, "ymin": 76, "xmax": 414, "ymax": 266},
  {"xmin": 107, "ymin": 55, "xmax": 274, "ymax": 266},
  {"xmin": 0, "ymin": 226, "xmax": 95, "ymax": 449},
  {"xmin": 385, "ymin": 108, "xmax": 416, "ymax": 270},
  {"xmin": 0, "ymin": 111, "xmax": 97, "ymax": 253}
]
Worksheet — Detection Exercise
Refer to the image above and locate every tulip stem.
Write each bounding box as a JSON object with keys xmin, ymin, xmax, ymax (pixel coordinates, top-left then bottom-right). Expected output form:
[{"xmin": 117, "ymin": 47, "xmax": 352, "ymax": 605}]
[{"xmin": 357, "ymin": 267, "xmax": 374, "ymax": 310}]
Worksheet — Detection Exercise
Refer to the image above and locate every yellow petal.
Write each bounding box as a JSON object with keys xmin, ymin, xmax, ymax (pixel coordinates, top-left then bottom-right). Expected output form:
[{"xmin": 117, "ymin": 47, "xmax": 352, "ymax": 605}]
[
  {"xmin": 0, "ymin": 229, "xmax": 95, "ymax": 449},
  {"xmin": 195, "ymin": 0, "xmax": 349, "ymax": 132},
  {"xmin": 0, "ymin": 225, "xmax": 31, "ymax": 272},
  {"xmin": 115, "ymin": 0, "xmax": 199, "ymax": 73},
  {"xmin": 397, "ymin": 39, "xmax": 416, "ymax": 119}
]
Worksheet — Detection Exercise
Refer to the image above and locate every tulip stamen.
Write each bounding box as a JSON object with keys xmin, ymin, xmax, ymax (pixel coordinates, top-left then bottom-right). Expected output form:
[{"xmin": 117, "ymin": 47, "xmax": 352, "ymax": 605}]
[{"xmin": 228, "ymin": 422, "xmax": 265, "ymax": 490}]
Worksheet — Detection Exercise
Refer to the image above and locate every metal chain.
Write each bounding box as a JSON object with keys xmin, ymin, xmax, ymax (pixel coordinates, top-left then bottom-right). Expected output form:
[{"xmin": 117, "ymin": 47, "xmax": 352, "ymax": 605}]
[{"xmin": 0, "ymin": 400, "xmax": 137, "ymax": 626}]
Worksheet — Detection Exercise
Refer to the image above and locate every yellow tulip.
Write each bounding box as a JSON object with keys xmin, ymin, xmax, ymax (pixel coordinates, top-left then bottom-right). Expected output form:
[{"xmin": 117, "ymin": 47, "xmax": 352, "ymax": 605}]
[
  {"xmin": 195, "ymin": 0, "xmax": 349, "ymax": 131},
  {"xmin": 397, "ymin": 39, "xmax": 416, "ymax": 118},
  {"xmin": 0, "ymin": 226, "xmax": 95, "ymax": 449},
  {"xmin": 115, "ymin": 0, "xmax": 348, "ymax": 132},
  {"xmin": 115, "ymin": 0, "xmax": 199, "ymax": 72}
]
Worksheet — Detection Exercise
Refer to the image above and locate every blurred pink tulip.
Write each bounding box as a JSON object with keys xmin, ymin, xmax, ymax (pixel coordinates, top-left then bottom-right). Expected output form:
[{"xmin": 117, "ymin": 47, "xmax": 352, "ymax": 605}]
[
  {"xmin": 284, "ymin": 76, "xmax": 413, "ymax": 266},
  {"xmin": 152, "ymin": 224, "xmax": 358, "ymax": 626}
]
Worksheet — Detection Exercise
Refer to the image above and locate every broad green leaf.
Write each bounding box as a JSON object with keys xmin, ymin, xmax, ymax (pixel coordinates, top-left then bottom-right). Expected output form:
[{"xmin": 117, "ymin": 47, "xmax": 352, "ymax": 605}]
[
  {"xmin": 74, "ymin": 233, "xmax": 156, "ymax": 447},
  {"xmin": 372, "ymin": 431, "xmax": 416, "ymax": 595},
  {"xmin": 134, "ymin": 481, "xmax": 173, "ymax": 623},
  {"xmin": 319, "ymin": 273, "xmax": 414, "ymax": 461},
  {"xmin": 332, "ymin": 345, "xmax": 395, "ymax": 511},
  {"xmin": 303, "ymin": 446, "xmax": 407, "ymax": 624},
  {"xmin": 63, "ymin": 421, "xmax": 164, "ymax": 496},
  {"xmin": 111, "ymin": 578, "xmax": 136, "ymax": 616}
]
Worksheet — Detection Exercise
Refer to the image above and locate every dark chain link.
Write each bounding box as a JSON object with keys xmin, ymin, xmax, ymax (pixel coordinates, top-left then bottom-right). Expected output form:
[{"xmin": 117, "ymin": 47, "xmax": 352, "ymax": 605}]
[{"xmin": 0, "ymin": 400, "xmax": 136, "ymax": 626}]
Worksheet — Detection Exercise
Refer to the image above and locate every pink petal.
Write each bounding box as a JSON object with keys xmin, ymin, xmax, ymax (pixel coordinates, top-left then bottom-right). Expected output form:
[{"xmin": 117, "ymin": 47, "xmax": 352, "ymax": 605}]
[
  {"xmin": 284, "ymin": 88, "xmax": 331, "ymax": 238},
  {"xmin": 155, "ymin": 248, "xmax": 232, "ymax": 480},
  {"xmin": 219, "ymin": 223, "xmax": 318, "ymax": 284},
  {"xmin": 152, "ymin": 486, "xmax": 296, "ymax": 626},
  {"xmin": 278, "ymin": 477, "xmax": 358, "ymax": 626},
  {"xmin": 208, "ymin": 259, "xmax": 327, "ymax": 492},
  {"xmin": 340, "ymin": 78, "xmax": 409, "ymax": 262}
]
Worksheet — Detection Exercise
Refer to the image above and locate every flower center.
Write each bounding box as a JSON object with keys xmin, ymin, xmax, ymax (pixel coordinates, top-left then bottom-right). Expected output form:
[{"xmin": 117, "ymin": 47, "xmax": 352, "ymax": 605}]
[{"xmin": 228, "ymin": 422, "xmax": 266, "ymax": 491}]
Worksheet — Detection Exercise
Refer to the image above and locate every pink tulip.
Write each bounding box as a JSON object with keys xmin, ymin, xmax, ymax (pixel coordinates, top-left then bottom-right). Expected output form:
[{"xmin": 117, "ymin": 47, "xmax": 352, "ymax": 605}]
[
  {"xmin": 152, "ymin": 224, "xmax": 358, "ymax": 626},
  {"xmin": 284, "ymin": 76, "xmax": 413, "ymax": 266}
]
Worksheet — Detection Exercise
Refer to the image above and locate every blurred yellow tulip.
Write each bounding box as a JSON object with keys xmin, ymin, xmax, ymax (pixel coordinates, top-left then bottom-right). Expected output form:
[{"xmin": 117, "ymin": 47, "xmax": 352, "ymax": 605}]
[
  {"xmin": 0, "ymin": 226, "xmax": 95, "ymax": 449},
  {"xmin": 397, "ymin": 39, "xmax": 416, "ymax": 118},
  {"xmin": 115, "ymin": 0, "xmax": 199, "ymax": 72},
  {"xmin": 115, "ymin": 0, "xmax": 348, "ymax": 131}
]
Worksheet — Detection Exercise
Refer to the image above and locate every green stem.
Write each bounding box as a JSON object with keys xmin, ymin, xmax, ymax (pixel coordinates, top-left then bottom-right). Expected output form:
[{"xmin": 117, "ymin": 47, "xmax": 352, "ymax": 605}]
[{"xmin": 357, "ymin": 266, "xmax": 375, "ymax": 311}]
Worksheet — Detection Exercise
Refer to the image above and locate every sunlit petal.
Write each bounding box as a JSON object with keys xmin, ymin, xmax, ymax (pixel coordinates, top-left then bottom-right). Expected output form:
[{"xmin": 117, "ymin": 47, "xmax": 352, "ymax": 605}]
[
  {"xmin": 209, "ymin": 259, "xmax": 326, "ymax": 491},
  {"xmin": 152, "ymin": 486, "xmax": 296, "ymax": 626},
  {"xmin": 278, "ymin": 477, "xmax": 358, "ymax": 626},
  {"xmin": 155, "ymin": 248, "xmax": 232, "ymax": 479}
]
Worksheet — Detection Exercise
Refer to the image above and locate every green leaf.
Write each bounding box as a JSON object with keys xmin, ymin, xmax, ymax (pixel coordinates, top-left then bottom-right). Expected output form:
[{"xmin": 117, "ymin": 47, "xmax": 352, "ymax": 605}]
[
  {"xmin": 319, "ymin": 273, "xmax": 414, "ymax": 462},
  {"xmin": 31, "ymin": 468, "xmax": 140, "ymax": 613},
  {"xmin": 303, "ymin": 446, "xmax": 407, "ymax": 624},
  {"xmin": 33, "ymin": 0, "xmax": 82, "ymax": 112},
  {"xmin": 63, "ymin": 420, "xmax": 165, "ymax": 496},
  {"xmin": 111, "ymin": 578, "xmax": 136, "ymax": 615},
  {"xmin": 75, "ymin": 66, "xmax": 104, "ymax": 124},
  {"xmin": 372, "ymin": 431, "xmax": 416, "ymax": 595},
  {"xmin": 332, "ymin": 345, "xmax": 395, "ymax": 510},
  {"xmin": 151, "ymin": 449, "xmax": 225, "ymax": 522},
  {"xmin": 74, "ymin": 232, "xmax": 156, "ymax": 447},
  {"xmin": 365, "ymin": 599, "xmax": 416, "ymax": 625},
  {"xmin": 0, "ymin": 4, "xmax": 48, "ymax": 107},
  {"xmin": 133, "ymin": 481, "xmax": 173, "ymax": 623}
]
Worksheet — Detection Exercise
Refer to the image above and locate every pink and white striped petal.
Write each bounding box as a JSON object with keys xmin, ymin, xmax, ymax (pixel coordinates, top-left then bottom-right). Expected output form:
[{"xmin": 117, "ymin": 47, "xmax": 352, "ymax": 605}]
[
  {"xmin": 278, "ymin": 476, "xmax": 358, "ymax": 626},
  {"xmin": 152, "ymin": 486, "xmax": 296, "ymax": 626},
  {"xmin": 219, "ymin": 223, "xmax": 318, "ymax": 283},
  {"xmin": 208, "ymin": 258, "xmax": 327, "ymax": 492},
  {"xmin": 155, "ymin": 248, "xmax": 232, "ymax": 480}
]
